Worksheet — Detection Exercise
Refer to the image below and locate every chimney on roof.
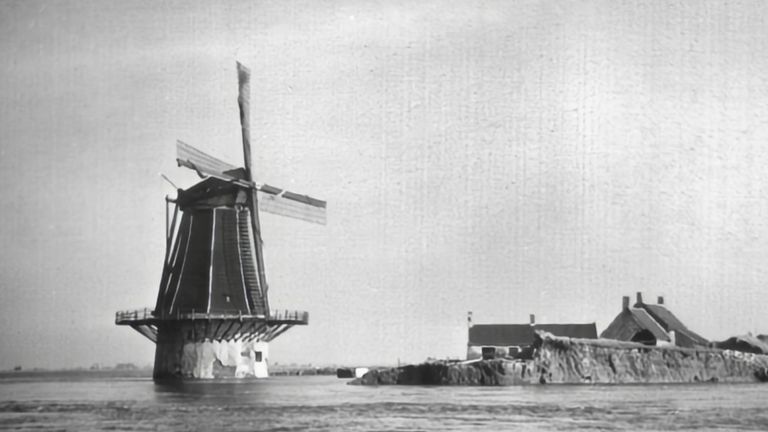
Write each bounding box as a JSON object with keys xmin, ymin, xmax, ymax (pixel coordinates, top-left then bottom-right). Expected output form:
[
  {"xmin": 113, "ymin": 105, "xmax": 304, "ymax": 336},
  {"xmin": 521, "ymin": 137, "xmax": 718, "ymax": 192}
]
[
  {"xmin": 529, "ymin": 314, "xmax": 536, "ymax": 325},
  {"xmin": 467, "ymin": 311, "xmax": 473, "ymax": 328},
  {"xmin": 636, "ymin": 292, "xmax": 643, "ymax": 305},
  {"xmin": 657, "ymin": 296, "xmax": 664, "ymax": 305},
  {"xmin": 622, "ymin": 296, "xmax": 630, "ymax": 311}
]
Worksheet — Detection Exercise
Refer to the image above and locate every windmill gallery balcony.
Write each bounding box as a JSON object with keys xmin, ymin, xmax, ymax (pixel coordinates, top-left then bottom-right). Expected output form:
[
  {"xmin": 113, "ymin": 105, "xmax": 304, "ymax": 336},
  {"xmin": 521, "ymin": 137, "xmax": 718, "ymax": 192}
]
[
  {"xmin": 115, "ymin": 308, "xmax": 309, "ymax": 325},
  {"xmin": 116, "ymin": 308, "xmax": 309, "ymax": 347}
]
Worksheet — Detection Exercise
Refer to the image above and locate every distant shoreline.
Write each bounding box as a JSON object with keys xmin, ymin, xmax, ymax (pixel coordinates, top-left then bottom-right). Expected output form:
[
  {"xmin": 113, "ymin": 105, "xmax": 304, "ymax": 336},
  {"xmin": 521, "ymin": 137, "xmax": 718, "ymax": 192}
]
[
  {"xmin": 0, "ymin": 366, "xmax": 369, "ymax": 379},
  {"xmin": 0, "ymin": 369, "xmax": 154, "ymax": 380}
]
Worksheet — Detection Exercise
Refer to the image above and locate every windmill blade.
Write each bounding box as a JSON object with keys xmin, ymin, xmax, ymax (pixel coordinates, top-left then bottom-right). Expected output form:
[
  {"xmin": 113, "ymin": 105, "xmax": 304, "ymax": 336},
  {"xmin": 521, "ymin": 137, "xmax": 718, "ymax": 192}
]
[
  {"xmin": 257, "ymin": 186, "xmax": 327, "ymax": 225},
  {"xmin": 257, "ymin": 194, "xmax": 326, "ymax": 225},
  {"xmin": 176, "ymin": 140, "xmax": 240, "ymax": 179},
  {"xmin": 237, "ymin": 61, "xmax": 270, "ymax": 313},
  {"xmin": 177, "ymin": 140, "xmax": 255, "ymax": 190},
  {"xmin": 237, "ymin": 63, "xmax": 254, "ymax": 180}
]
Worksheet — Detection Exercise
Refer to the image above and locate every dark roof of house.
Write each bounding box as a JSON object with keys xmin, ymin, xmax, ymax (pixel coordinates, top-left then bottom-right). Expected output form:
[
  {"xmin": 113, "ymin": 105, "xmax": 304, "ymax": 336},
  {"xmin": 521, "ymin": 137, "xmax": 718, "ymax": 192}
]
[
  {"xmin": 534, "ymin": 324, "xmax": 598, "ymax": 339},
  {"xmin": 630, "ymin": 308, "xmax": 670, "ymax": 342},
  {"xmin": 636, "ymin": 303, "xmax": 708, "ymax": 346},
  {"xmin": 468, "ymin": 324, "xmax": 532, "ymax": 346},
  {"xmin": 468, "ymin": 323, "xmax": 597, "ymax": 346}
]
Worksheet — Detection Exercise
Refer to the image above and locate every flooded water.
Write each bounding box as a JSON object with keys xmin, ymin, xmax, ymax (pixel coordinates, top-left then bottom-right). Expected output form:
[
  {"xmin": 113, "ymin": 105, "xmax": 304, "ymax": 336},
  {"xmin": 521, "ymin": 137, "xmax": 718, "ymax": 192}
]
[{"xmin": 1, "ymin": 371, "xmax": 767, "ymax": 431}]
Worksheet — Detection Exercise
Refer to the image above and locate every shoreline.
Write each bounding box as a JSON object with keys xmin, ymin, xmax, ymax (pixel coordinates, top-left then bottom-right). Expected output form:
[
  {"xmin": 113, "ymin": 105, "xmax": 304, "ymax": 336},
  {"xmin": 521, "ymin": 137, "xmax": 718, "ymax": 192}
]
[{"xmin": 352, "ymin": 331, "xmax": 768, "ymax": 386}]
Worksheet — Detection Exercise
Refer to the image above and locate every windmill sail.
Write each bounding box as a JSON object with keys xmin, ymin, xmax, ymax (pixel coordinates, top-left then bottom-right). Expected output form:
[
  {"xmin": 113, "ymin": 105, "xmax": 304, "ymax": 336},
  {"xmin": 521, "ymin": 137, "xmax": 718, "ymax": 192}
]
[
  {"xmin": 176, "ymin": 140, "xmax": 327, "ymax": 225},
  {"xmin": 257, "ymin": 188, "xmax": 327, "ymax": 225},
  {"xmin": 177, "ymin": 140, "xmax": 244, "ymax": 183}
]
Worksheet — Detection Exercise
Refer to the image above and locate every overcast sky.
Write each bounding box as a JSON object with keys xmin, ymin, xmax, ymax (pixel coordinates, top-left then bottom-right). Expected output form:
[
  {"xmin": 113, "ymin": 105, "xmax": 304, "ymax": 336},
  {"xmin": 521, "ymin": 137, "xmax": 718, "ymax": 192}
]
[{"xmin": 2, "ymin": 0, "xmax": 768, "ymax": 370}]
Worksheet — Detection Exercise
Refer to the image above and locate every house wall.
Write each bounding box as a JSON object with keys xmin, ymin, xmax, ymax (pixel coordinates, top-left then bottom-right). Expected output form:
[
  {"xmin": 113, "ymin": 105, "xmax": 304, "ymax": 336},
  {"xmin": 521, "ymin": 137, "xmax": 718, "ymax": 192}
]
[{"xmin": 467, "ymin": 344, "xmax": 525, "ymax": 360}]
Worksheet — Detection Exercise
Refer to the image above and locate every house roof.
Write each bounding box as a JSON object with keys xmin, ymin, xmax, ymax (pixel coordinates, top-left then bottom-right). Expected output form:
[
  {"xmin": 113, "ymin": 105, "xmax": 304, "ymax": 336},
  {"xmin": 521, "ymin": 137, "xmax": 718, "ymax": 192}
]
[
  {"xmin": 535, "ymin": 324, "xmax": 598, "ymax": 339},
  {"xmin": 637, "ymin": 303, "xmax": 708, "ymax": 346},
  {"xmin": 469, "ymin": 324, "xmax": 533, "ymax": 346},
  {"xmin": 629, "ymin": 308, "xmax": 670, "ymax": 342},
  {"xmin": 468, "ymin": 323, "xmax": 597, "ymax": 346}
]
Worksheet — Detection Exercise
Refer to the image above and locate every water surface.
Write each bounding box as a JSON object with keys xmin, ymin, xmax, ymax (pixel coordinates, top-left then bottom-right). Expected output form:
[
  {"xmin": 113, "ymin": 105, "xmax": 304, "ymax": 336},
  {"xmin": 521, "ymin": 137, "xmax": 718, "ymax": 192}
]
[{"xmin": 1, "ymin": 371, "xmax": 766, "ymax": 431}]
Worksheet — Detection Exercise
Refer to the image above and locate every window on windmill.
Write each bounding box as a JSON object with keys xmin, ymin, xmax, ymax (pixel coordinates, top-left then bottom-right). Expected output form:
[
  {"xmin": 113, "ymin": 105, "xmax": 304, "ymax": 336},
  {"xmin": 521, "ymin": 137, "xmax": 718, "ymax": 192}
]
[
  {"xmin": 254, "ymin": 351, "xmax": 263, "ymax": 362},
  {"xmin": 224, "ymin": 295, "xmax": 231, "ymax": 303}
]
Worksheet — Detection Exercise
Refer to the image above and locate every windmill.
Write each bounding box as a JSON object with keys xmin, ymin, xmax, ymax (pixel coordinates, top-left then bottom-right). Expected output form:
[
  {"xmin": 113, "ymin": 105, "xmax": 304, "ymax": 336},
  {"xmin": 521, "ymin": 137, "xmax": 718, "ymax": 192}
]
[{"xmin": 116, "ymin": 63, "xmax": 326, "ymax": 379}]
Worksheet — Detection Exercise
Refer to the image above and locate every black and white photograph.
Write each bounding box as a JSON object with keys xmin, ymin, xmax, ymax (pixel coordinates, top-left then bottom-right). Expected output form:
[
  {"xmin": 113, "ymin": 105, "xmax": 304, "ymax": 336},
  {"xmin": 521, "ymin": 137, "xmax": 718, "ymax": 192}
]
[{"xmin": 1, "ymin": 1, "xmax": 768, "ymax": 430}]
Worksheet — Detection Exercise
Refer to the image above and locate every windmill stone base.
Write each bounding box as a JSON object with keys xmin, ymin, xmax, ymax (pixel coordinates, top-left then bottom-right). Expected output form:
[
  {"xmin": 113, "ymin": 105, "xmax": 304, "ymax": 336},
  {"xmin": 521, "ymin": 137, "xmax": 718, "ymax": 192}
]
[{"xmin": 153, "ymin": 322, "xmax": 270, "ymax": 379}]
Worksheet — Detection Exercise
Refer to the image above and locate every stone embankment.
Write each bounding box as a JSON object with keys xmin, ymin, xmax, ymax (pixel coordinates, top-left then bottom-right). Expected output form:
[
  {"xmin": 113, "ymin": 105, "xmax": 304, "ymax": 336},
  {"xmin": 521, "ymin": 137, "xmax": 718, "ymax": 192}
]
[
  {"xmin": 352, "ymin": 332, "xmax": 768, "ymax": 386},
  {"xmin": 350, "ymin": 359, "xmax": 534, "ymax": 385},
  {"xmin": 536, "ymin": 332, "xmax": 768, "ymax": 384}
]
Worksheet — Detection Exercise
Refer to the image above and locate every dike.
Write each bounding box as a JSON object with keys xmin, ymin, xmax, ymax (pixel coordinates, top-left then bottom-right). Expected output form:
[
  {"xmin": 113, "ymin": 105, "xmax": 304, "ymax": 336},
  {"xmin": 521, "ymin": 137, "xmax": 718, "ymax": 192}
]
[
  {"xmin": 352, "ymin": 331, "xmax": 768, "ymax": 386},
  {"xmin": 349, "ymin": 359, "xmax": 535, "ymax": 385},
  {"xmin": 535, "ymin": 331, "xmax": 768, "ymax": 384}
]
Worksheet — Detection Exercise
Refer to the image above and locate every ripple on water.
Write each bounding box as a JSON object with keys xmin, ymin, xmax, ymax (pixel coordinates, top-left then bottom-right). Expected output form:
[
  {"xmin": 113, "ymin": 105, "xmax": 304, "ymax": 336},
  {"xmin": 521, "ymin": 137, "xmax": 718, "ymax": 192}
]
[{"xmin": 1, "ymin": 377, "xmax": 768, "ymax": 431}]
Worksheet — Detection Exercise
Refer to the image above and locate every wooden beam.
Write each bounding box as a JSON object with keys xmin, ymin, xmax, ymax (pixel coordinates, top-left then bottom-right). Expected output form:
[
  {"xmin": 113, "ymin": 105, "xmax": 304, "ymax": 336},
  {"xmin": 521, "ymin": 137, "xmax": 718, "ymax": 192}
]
[
  {"xmin": 130, "ymin": 324, "xmax": 158, "ymax": 343},
  {"xmin": 212, "ymin": 320, "xmax": 225, "ymax": 341},
  {"xmin": 244, "ymin": 322, "xmax": 268, "ymax": 342},
  {"xmin": 219, "ymin": 320, "xmax": 238, "ymax": 342},
  {"xmin": 265, "ymin": 324, "xmax": 293, "ymax": 342}
]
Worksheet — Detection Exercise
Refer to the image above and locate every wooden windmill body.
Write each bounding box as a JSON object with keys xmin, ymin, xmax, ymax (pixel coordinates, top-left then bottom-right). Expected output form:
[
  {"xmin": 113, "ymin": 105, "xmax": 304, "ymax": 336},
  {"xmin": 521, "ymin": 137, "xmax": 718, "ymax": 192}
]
[{"xmin": 116, "ymin": 64, "xmax": 325, "ymax": 379}]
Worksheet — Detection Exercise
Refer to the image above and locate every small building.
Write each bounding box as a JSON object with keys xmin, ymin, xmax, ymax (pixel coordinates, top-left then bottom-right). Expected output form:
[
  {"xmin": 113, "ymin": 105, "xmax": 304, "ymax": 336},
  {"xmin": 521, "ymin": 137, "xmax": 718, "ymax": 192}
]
[
  {"xmin": 601, "ymin": 293, "xmax": 708, "ymax": 348},
  {"xmin": 467, "ymin": 313, "xmax": 598, "ymax": 360}
]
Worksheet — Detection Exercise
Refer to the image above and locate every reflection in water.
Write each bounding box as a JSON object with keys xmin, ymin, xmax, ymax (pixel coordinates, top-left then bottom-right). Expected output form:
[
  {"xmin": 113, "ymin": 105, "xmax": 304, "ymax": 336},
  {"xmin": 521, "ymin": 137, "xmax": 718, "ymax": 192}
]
[{"xmin": 153, "ymin": 379, "xmax": 261, "ymax": 396}]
